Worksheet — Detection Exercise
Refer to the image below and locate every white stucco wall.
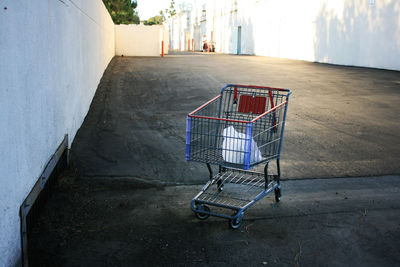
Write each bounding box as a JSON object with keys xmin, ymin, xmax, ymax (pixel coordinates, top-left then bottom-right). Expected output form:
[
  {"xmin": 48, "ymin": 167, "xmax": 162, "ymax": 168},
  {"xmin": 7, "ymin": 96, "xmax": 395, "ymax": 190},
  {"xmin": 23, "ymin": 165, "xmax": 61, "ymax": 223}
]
[
  {"xmin": 115, "ymin": 25, "xmax": 166, "ymax": 56},
  {"xmin": 0, "ymin": 0, "xmax": 115, "ymax": 266},
  {"xmin": 162, "ymin": 26, "xmax": 170, "ymax": 55},
  {"xmin": 247, "ymin": 0, "xmax": 400, "ymax": 70}
]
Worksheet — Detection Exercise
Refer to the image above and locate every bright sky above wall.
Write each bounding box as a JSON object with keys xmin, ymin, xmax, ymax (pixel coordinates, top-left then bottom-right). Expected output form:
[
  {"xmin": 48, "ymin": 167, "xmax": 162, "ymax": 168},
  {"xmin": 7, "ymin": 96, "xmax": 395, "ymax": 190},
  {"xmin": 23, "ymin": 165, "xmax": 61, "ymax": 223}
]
[{"xmin": 137, "ymin": 0, "xmax": 194, "ymax": 20}]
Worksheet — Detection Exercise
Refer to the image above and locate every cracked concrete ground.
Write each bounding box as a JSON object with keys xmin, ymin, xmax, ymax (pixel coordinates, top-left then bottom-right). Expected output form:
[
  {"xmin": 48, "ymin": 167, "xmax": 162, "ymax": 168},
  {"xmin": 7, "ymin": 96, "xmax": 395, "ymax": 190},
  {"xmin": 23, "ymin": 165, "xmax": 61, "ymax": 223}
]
[{"xmin": 29, "ymin": 53, "xmax": 400, "ymax": 266}]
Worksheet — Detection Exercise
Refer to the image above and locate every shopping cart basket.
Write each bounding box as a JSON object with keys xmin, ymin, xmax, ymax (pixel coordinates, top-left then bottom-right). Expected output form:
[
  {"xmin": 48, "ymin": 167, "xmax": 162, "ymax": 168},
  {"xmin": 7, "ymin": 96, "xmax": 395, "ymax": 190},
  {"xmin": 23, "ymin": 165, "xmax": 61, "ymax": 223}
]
[{"xmin": 186, "ymin": 84, "xmax": 291, "ymax": 228}]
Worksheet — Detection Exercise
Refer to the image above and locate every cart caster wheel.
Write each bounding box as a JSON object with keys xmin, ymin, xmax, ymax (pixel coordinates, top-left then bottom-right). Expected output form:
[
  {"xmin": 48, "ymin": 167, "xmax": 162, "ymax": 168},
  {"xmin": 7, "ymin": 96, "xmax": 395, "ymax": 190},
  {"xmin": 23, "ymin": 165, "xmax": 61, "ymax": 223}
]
[
  {"xmin": 229, "ymin": 218, "xmax": 242, "ymax": 229},
  {"xmin": 217, "ymin": 179, "xmax": 224, "ymax": 192},
  {"xmin": 274, "ymin": 188, "xmax": 281, "ymax": 202},
  {"xmin": 229, "ymin": 211, "xmax": 243, "ymax": 229},
  {"xmin": 195, "ymin": 205, "xmax": 210, "ymax": 220}
]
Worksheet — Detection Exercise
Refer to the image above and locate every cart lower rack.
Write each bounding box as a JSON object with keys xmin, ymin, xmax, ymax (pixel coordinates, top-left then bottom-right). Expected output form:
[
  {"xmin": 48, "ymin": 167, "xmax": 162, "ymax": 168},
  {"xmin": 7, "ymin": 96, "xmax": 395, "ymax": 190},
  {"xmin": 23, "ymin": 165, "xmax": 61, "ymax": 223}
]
[
  {"xmin": 191, "ymin": 166, "xmax": 281, "ymax": 228},
  {"xmin": 186, "ymin": 84, "xmax": 291, "ymax": 228}
]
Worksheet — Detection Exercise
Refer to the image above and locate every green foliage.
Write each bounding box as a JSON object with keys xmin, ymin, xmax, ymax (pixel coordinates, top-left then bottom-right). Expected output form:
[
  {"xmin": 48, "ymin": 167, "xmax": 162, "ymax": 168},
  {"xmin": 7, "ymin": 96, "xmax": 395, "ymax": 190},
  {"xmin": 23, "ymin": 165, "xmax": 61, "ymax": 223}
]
[
  {"xmin": 140, "ymin": 0, "xmax": 178, "ymax": 26},
  {"xmin": 103, "ymin": 0, "xmax": 140, "ymax": 24},
  {"xmin": 158, "ymin": 0, "xmax": 176, "ymax": 22},
  {"xmin": 167, "ymin": 0, "xmax": 176, "ymax": 18},
  {"xmin": 143, "ymin": 15, "xmax": 164, "ymax": 25},
  {"xmin": 142, "ymin": 0, "xmax": 176, "ymax": 25}
]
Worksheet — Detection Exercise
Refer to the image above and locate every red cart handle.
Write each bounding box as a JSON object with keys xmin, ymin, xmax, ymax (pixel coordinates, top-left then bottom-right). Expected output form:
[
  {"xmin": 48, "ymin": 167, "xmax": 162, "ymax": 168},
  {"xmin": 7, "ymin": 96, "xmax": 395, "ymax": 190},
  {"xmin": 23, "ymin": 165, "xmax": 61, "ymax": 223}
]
[
  {"xmin": 234, "ymin": 87, "xmax": 238, "ymax": 104},
  {"xmin": 269, "ymin": 91, "xmax": 277, "ymax": 131}
]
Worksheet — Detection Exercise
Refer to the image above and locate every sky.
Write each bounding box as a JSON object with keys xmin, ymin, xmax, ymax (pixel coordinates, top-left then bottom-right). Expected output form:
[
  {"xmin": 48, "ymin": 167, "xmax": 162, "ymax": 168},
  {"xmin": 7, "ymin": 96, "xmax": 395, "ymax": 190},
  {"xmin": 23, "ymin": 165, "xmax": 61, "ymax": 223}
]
[{"xmin": 136, "ymin": 0, "xmax": 193, "ymax": 20}]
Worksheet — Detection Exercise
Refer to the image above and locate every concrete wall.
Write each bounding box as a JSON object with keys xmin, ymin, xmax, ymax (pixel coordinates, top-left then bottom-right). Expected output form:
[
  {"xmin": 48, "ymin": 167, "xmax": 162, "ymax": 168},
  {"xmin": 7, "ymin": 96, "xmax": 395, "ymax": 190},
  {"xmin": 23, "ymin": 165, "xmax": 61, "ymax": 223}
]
[
  {"xmin": 162, "ymin": 26, "xmax": 170, "ymax": 55},
  {"xmin": 0, "ymin": 0, "xmax": 115, "ymax": 266},
  {"xmin": 115, "ymin": 24, "xmax": 167, "ymax": 56},
  {"xmin": 247, "ymin": 0, "xmax": 400, "ymax": 70},
  {"xmin": 168, "ymin": 0, "xmax": 400, "ymax": 70}
]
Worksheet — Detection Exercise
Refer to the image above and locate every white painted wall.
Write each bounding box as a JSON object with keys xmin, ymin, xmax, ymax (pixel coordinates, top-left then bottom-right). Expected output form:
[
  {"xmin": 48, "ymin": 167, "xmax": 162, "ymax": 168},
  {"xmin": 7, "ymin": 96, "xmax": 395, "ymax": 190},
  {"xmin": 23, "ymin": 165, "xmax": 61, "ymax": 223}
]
[
  {"xmin": 115, "ymin": 24, "xmax": 167, "ymax": 56},
  {"xmin": 247, "ymin": 0, "xmax": 400, "ymax": 70},
  {"xmin": 0, "ymin": 0, "xmax": 115, "ymax": 266},
  {"xmin": 168, "ymin": 0, "xmax": 400, "ymax": 71},
  {"xmin": 169, "ymin": 12, "xmax": 189, "ymax": 51},
  {"xmin": 162, "ymin": 26, "xmax": 170, "ymax": 55}
]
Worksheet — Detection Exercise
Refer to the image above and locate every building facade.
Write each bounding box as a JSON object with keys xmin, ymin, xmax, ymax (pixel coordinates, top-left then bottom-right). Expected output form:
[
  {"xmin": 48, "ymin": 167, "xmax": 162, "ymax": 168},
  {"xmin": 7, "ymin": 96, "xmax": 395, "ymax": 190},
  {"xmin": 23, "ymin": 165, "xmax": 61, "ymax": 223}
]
[{"xmin": 166, "ymin": 0, "xmax": 400, "ymax": 71}]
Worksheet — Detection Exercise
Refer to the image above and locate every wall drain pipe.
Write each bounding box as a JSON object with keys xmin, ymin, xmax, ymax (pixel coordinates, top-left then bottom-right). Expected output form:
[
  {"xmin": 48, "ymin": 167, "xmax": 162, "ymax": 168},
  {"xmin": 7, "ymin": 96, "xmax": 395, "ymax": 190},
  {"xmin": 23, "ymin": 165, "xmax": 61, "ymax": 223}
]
[{"xmin": 19, "ymin": 134, "xmax": 69, "ymax": 267}]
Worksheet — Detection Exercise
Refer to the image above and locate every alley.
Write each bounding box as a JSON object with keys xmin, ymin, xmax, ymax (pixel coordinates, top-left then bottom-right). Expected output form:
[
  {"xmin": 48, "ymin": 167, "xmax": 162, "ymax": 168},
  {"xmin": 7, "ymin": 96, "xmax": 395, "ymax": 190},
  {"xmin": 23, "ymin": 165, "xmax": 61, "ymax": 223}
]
[
  {"xmin": 29, "ymin": 53, "xmax": 400, "ymax": 266},
  {"xmin": 71, "ymin": 53, "xmax": 400, "ymax": 183}
]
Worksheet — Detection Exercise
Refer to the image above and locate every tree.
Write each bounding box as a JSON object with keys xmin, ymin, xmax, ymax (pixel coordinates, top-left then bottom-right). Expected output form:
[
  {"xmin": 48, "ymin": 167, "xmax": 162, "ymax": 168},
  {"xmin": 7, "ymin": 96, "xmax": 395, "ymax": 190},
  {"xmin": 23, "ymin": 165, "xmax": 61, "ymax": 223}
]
[
  {"xmin": 143, "ymin": 15, "xmax": 163, "ymax": 26},
  {"xmin": 160, "ymin": 0, "xmax": 176, "ymax": 21},
  {"xmin": 143, "ymin": 0, "xmax": 176, "ymax": 25},
  {"xmin": 102, "ymin": 0, "xmax": 140, "ymax": 24},
  {"xmin": 167, "ymin": 0, "xmax": 176, "ymax": 18}
]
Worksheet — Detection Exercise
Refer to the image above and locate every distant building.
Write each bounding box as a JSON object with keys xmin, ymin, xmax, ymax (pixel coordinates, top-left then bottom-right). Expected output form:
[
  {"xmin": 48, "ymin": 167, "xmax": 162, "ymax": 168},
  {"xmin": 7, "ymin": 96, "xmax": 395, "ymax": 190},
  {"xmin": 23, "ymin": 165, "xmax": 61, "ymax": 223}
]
[{"xmin": 166, "ymin": 0, "xmax": 400, "ymax": 71}]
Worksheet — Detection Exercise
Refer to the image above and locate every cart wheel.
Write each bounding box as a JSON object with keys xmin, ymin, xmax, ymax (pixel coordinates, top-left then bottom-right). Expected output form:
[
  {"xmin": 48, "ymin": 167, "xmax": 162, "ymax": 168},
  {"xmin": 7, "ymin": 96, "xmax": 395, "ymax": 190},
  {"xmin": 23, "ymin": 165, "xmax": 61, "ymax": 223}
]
[
  {"xmin": 229, "ymin": 211, "xmax": 243, "ymax": 229},
  {"xmin": 195, "ymin": 205, "xmax": 210, "ymax": 220},
  {"xmin": 217, "ymin": 179, "xmax": 224, "ymax": 192},
  {"xmin": 274, "ymin": 188, "xmax": 281, "ymax": 202}
]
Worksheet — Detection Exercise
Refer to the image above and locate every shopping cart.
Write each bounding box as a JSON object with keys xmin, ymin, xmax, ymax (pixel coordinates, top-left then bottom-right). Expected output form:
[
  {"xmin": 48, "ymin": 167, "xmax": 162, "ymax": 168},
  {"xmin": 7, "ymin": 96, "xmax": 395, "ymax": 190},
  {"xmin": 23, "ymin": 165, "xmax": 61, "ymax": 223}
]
[{"xmin": 186, "ymin": 84, "xmax": 291, "ymax": 228}]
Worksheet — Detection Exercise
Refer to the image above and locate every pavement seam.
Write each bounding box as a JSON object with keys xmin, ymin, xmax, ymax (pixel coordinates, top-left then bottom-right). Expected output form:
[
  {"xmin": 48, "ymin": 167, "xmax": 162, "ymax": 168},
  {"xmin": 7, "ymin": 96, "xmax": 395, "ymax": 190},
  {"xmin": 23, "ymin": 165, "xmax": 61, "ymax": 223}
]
[{"xmin": 78, "ymin": 174, "xmax": 400, "ymax": 188}]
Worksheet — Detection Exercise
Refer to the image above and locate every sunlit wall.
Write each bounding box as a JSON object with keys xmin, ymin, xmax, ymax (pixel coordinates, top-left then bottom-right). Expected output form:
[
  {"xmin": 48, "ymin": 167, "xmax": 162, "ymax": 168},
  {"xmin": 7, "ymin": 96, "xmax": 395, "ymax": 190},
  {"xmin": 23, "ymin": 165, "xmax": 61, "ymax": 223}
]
[{"xmin": 168, "ymin": 0, "xmax": 400, "ymax": 70}]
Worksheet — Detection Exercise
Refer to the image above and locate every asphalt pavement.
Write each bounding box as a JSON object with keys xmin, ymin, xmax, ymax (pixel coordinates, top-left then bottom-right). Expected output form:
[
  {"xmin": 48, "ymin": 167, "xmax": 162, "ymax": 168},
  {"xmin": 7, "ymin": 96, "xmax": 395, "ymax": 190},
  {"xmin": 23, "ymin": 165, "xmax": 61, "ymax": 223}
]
[
  {"xmin": 29, "ymin": 173, "xmax": 400, "ymax": 266},
  {"xmin": 29, "ymin": 53, "xmax": 400, "ymax": 266},
  {"xmin": 71, "ymin": 52, "xmax": 400, "ymax": 183}
]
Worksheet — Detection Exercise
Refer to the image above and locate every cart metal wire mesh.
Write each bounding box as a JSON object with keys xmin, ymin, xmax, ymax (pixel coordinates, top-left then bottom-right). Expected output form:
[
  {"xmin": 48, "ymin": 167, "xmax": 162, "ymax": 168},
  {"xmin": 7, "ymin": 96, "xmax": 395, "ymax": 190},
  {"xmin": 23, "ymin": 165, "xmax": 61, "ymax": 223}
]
[
  {"xmin": 187, "ymin": 84, "xmax": 291, "ymax": 228},
  {"xmin": 194, "ymin": 168, "xmax": 278, "ymax": 210},
  {"xmin": 186, "ymin": 84, "xmax": 291, "ymax": 170}
]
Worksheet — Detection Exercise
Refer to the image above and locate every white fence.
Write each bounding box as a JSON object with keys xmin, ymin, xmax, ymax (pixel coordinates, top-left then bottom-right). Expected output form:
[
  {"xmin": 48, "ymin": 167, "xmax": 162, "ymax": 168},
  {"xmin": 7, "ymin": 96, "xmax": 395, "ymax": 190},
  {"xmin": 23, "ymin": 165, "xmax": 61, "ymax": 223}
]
[{"xmin": 115, "ymin": 24, "xmax": 168, "ymax": 56}]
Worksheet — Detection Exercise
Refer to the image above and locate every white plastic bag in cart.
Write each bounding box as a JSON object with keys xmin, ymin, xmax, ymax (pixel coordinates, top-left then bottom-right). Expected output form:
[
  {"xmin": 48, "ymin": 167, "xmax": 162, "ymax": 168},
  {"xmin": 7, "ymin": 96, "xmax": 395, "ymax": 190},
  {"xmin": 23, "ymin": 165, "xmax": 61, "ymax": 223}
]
[{"xmin": 222, "ymin": 126, "xmax": 264, "ymax": 164}]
